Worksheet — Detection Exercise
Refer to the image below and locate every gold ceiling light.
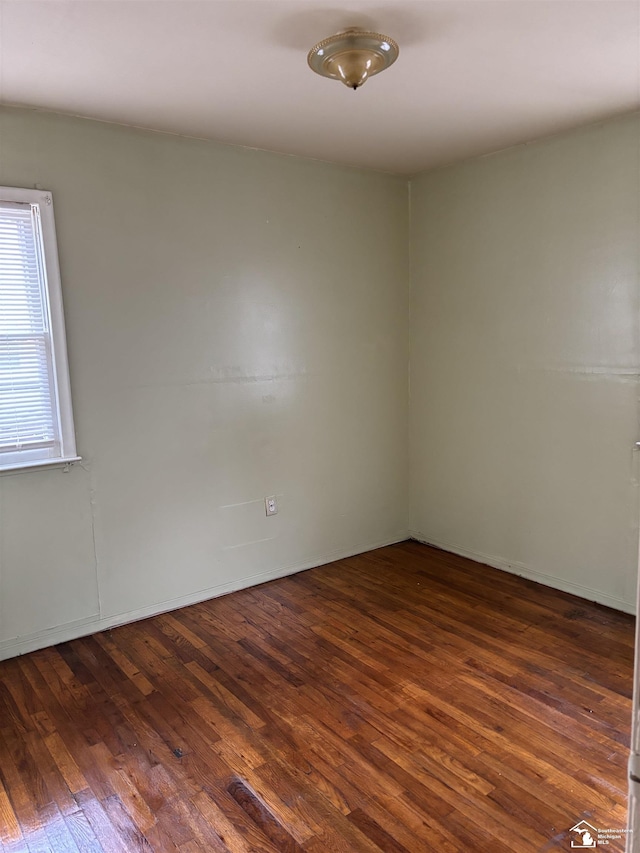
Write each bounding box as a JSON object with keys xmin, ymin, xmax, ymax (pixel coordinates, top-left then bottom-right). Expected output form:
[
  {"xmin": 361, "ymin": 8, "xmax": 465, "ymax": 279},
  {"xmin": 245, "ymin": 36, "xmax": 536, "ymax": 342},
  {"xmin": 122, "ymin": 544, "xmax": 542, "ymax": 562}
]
[{"xmin": 307, "ymin": 29, "xmax": 399, "ymax": 90}]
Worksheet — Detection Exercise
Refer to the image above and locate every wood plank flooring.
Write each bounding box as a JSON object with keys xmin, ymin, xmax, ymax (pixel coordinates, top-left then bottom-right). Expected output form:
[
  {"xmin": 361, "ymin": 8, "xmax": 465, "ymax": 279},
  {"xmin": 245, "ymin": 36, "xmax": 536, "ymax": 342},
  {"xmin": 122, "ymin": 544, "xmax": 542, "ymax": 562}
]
[{"xmin": 0, "ymin": 541, "xmax": 634, "ymax": 852}]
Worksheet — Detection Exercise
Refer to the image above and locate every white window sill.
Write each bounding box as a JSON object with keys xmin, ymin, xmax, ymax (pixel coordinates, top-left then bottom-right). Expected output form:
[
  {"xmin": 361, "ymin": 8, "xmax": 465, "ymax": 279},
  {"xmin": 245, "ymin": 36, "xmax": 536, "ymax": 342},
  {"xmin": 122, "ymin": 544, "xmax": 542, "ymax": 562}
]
[{"xmin": 0, "ymin": 456, "xmax": 82, "ymax": 475}]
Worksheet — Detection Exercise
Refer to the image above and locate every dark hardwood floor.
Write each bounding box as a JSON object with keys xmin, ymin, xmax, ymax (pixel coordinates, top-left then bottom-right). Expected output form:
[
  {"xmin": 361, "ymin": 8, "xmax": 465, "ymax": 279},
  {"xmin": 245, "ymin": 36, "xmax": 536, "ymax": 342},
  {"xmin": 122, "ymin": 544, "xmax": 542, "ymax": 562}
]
[{"xmin": 0, "ymin": 541, "xmax": 634, "ymax": 852}]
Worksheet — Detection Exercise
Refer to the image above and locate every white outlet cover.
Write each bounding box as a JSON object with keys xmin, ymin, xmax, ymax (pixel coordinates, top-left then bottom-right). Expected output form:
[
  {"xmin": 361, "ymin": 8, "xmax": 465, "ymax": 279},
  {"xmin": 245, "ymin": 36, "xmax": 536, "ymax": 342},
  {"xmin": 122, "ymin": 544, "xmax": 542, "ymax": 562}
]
[{"xmin": 265, "ymin": 496, "xmax": 278, "ymax": 516}]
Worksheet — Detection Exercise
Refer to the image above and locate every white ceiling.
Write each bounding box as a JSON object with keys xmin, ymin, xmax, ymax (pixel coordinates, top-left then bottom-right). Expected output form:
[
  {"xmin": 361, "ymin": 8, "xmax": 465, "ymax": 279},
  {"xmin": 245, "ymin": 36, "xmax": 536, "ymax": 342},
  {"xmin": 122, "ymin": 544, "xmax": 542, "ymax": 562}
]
[{"xmin": 1, "ymin": 1, "xmax": 638, "ymax": 175}]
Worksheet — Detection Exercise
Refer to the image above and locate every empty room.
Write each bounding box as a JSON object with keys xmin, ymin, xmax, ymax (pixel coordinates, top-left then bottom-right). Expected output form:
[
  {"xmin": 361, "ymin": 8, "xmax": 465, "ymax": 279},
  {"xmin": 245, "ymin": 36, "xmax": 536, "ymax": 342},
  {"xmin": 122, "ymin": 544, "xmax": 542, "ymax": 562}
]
[{"xmin": 0, "ymin": 2, "xmax": 638, "ymax": 851}]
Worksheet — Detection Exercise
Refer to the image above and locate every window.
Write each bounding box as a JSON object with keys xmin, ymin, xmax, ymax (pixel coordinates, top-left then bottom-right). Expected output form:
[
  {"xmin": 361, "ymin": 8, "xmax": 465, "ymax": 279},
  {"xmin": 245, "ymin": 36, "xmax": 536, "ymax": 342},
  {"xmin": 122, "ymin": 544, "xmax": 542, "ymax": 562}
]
[{"xmin": 0, "ymin": 187, "xmax": 79, "ymax": 472}]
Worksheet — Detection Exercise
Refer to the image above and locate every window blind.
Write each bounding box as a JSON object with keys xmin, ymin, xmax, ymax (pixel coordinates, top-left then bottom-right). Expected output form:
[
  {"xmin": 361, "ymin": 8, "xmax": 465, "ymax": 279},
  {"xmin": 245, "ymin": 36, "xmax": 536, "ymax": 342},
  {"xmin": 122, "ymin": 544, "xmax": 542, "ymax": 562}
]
[{"xmin": 0, "ymin": 202, "xmax": 58, "ymax": 455}]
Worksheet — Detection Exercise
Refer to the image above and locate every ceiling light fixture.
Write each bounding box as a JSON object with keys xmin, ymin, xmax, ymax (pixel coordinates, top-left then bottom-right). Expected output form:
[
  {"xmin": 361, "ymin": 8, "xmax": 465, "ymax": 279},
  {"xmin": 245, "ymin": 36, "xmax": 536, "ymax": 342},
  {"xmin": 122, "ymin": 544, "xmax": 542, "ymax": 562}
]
[{"xmin": 307, "ymin": 29, "xmax": 399, "ymax": 90}]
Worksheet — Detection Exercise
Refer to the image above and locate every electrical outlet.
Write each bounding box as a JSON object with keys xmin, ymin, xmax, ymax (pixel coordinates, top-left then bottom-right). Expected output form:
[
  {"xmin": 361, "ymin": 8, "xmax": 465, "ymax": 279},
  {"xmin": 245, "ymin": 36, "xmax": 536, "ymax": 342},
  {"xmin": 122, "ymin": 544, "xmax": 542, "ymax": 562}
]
[{"xmin": 265, "ymin": 496, "xmax": 278, "ymax": 516}]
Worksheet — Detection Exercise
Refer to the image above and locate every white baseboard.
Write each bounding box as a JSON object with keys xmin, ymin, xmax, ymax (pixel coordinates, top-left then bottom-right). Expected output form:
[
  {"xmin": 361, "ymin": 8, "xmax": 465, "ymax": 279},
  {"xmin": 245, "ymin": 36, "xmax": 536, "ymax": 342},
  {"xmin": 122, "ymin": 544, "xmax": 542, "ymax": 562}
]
[
  {"xmin": 408, "ymin": 530, "xmax": 636, "ymax": 616},
  {"xmin": 0, "ymin": 533, "xmax": 408, "ymax": 661}
]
